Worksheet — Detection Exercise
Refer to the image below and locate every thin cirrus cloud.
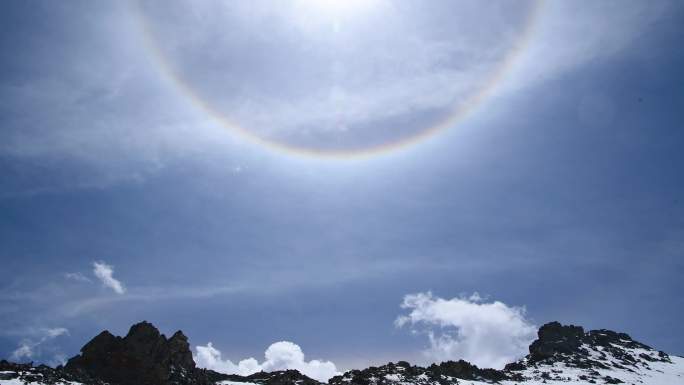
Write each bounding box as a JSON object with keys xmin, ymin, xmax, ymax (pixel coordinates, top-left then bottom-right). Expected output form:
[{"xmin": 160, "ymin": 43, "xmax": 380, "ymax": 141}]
[
  {"xmin": 0, "ymin": 1, "xmax": 674, "ymax": 194},
  {"xmin": 395, "ymin": 292, "xmax": 537, "ymax": 369},
  {"xmin": 140, "ymin": 1, "xmax": 533, "ymax": 145},
  {"xmin": 194, "ymin": 341, "xmax": 339, "ymax": 382},
  {"xmin": 64, "ymin": 272, "xmax": 92, "ymax": 283},
  {"xmin": 93, "ymin": 261, "xmax": 126, "ymax": 295}
]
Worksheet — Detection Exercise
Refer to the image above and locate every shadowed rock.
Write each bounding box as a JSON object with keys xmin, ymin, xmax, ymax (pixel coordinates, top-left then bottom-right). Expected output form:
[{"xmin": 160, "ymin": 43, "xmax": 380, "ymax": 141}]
[
  {"xmin": 528, "ymin": 321, "xmax": 585, "ymax": 361},
  {"xmin": 65, "ymin": 321, "xmax": 208, "ymax": 385}
]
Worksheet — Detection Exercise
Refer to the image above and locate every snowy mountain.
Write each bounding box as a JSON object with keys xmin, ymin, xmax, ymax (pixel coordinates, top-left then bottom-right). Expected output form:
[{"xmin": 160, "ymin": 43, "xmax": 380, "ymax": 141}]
[
  {"xmin": 1, "ymin": 321, "xmax": 682, "ymax": 385},
  {"xmin": 329, "ymin": 322, "xmax": 684, "ymax": 385}
]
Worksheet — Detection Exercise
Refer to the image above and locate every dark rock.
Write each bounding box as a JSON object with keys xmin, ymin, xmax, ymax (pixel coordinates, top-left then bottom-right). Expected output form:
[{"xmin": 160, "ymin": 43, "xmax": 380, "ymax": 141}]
[
  {"xmin": 430, "ymin": 360, "xmax": 507, "ymax": 382},
  {"xmin": 529, "ymin": 321, "xmax": 584, "ymax": 362},
  {"xmin": 169, "ymin": 330, "xmax": 195, "ymax": 369},
  {"xmin": 604, "ymin": 375, "xmax": 623, "ymax": 384},
  {"xmin": 504, "ymin": 361, "xmax": 526, "ymax": 371},
  {"xmin": 238, "ymin": 370, "xmax": 323, "ymax": 385},
  {"xmin": 330, "ymin": 358, "xmax": 512, "ymax": 385},
  {"xmin": 65, "ymin": 321, "xmax": 210, "ymax": 385}
]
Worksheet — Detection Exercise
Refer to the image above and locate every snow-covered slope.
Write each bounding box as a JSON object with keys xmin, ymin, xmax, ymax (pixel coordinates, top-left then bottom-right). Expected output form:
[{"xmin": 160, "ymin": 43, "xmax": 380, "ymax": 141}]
[
  {"xmin": 329, "ymin": 322, "xmax": 684, "ymax": 385},
  {"xmin": 500, "ymin": 326, "xmax": 684, "ymax": 384}
]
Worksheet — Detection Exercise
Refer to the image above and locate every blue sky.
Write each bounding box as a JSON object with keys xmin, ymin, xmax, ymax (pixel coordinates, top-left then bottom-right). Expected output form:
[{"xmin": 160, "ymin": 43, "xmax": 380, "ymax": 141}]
[{"xmin": 1, "ymin": 0, "xmax": 683, "ymax": 377}]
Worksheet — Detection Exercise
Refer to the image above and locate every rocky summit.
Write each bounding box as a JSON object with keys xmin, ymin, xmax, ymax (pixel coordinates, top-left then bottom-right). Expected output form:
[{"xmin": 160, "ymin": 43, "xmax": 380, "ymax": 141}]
[
  {"xmin": 63, "ymin": 321, "xmax": 202, "ymax": 385},
  {"xmin": 1, "ymin": 321, "xmax": 683, "ymax": 385}
]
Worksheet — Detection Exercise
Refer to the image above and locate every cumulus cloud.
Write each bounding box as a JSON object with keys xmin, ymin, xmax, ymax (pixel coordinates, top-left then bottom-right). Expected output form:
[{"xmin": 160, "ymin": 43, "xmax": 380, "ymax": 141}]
[
  {"xmin": 93, "ymin": 261, "xmax": 126, "ymax": 294},
  {"xmin": 194, "ymin": 343, "xmax": 261, "ymax": 376},
  {"xmin": 396, "ymin": 292, "xmax": 536, "ymax": 369},
  {"xmin": 195, "ymin": 341, "xmax": 339, "ymax": 382}
]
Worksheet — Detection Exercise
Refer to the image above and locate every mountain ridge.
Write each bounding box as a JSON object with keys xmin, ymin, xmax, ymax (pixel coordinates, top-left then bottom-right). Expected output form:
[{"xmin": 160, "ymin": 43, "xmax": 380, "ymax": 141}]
[{"xmin": 1, "ymin": 320, "xmax": 682, "ymax": 385}]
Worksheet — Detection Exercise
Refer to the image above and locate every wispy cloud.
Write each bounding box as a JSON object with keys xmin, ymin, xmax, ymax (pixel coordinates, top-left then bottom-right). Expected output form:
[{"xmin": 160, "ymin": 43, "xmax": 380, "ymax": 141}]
[
  {"xmin": 396, "ymin": 292, "xmax": 536, "ymax": 369},
  {"xmin": 195, "ymin": 341, "xmax": 339, "ymax": 382},
  {"xmin": 93, "ymin": 261, "xmax": 126, "ymax": 294},
  {"xmin": 44, "ymin": 328, "xmax": 69, "ymax": 339},
  {"xmin": 10, "ymin": 343, "xmax": 33, "ymax": 361},
  {"xmin": 9, "ymin": 327, "xmax": 69, "ymax": 363},
  {"xmin": 500, "ymin": 1, "xmax": 673, "ymax": 96},
  {"xmin": 64, "ymin": 272, "xmax": 92, "ymax": 283},
  {"xmin": 1, "ymin": 0, "xmax": 672, "ymax": 193},
  {"xmin": 60, "ymin": 259, "xmax": 419, "ymax": 316}
]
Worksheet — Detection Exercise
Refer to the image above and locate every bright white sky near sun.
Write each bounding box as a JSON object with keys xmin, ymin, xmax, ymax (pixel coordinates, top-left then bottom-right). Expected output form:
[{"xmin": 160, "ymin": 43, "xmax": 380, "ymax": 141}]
[{"xmin": 0, "ymin": 0, "xmax": 683, "ymax": 375}]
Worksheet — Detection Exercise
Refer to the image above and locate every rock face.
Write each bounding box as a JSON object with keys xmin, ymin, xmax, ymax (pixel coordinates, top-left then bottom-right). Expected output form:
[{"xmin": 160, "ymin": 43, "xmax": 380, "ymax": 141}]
[
  {"xmin": 221, "ymin": 370, "xmax": 324, "ymax": 385},
  {"xmin": 524, "ymin": 321, "xmax": 669, "ymax": 368},
  {"xmin": 64, "ymin": 321, "xmax": 208, "ymax": 385},
  {"xmin": 504, "ymin": 322, "xmax": 679, "ymax": 384},
  {"xmin": 528, "ymin": 321, "xmax": 585, "ymax": 361},
  {"xmin": 328, "ymin": 359, "xmax": 516, "ymax": 385}
]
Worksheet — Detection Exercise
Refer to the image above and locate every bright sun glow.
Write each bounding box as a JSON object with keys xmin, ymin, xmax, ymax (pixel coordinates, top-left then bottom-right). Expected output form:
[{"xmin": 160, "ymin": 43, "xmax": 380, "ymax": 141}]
[{"xmin": 296, "ymin": 0, "xmax": 379, "ymax": 18}]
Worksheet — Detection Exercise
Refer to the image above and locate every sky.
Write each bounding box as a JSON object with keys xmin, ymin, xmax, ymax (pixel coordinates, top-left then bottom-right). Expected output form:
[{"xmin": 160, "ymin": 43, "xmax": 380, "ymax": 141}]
[{"xmin": 1, "ymin": 0, "xmax": 684, "ymax": 380}]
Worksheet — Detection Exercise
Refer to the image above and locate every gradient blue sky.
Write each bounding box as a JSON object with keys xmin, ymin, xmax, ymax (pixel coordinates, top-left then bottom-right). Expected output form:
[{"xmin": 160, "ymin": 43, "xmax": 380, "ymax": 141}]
[{"xmin": 1, "ymin": 0, "xmax": 683, "ymax": 373}]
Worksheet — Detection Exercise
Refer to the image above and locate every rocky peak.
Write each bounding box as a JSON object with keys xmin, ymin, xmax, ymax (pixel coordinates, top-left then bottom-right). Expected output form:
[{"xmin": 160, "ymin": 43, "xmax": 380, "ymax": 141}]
[
  {"xmin": 80, "ymin": 330, "xmax": 120, "ymax": 356},
  {"xmin": 504, "ymin": 321, "xmax": 679, "ymax": 384},
  {"xmin": 126, "ymin": 321, "xmax": 162, "ymax": 341},
  {"xmin": 65, "ymin": 321, "xmax": 203, "ymax": 385},
  {"xmin": 529, "ymin": 321, "xmax": 585, "ymax": 361},
  {"xmin": 168, "ymin": 330, "xmax": 195, "ymax": 369},
  {"xmin": 170, "ymin": 330, "xmax": 188, "ymax": 341},
  {"xmin": 527, "ymin": 321, "xmax": 669, "ymax": 365}
]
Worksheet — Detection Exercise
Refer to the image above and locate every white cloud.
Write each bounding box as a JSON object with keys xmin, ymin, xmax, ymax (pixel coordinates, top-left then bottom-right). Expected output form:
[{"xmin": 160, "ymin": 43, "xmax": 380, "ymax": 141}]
[
  {"xmin": 500, "ymin": 1, "xmax": 673, "ymax": 96},
  {"xmin": 396, "ymin": 292, "xmax": 536, "ymax": 369},
  {"xmin": 45, "ymin": 328, "xmax": 69, "ymax": 339},
  {"xmin": 49, "ymin": 353, "xmax": 68, "ymax": 367},
  {"xmin": 195, "ymin": 341, "xmax": 339, "ymax": 382},
  {"xmin": 93, "ymin": 261, "xmax": 126, "ymax": 294},
  {"xmin": 194, "ymin": 343, "xmax": 260, "ymax": 376},
  {"xmin": 9, "ymin": 327, "xmax": 69, "ymax": 363},
  {"xmin": 64, "ymin": 272, "xmax": 92, "ymax": 283},
  {"xmin": 11, "ymin": 343, "xmax": 33, "ymax": 360}
]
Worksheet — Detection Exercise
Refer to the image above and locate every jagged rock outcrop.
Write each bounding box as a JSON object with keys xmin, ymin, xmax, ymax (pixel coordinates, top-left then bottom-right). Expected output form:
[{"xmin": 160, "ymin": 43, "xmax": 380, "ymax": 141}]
[
  {"xmin": 428, "ymin": 360, "xmax": 511, "ymax": 382},
  {"xmin": 328, "ymin": 358, "xmax": 517, "ymax": 385},
  {"xmin": 64, "ymin": 321, "xmax": 212, "ymax": 385},
  {"xmin": 221, "ymin": 370, "xmax": 324, "ymax": 385},
  {"xmin": 528, "ymin": 321, "xmax": 585, "ymax": 362},
  {"xmin": 522, "ymin": 321, "xmax": 672, "ymax": 369},
  {"xmin": 503, "ymin": 321, "xmax": 679, "ymax": 383}
]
